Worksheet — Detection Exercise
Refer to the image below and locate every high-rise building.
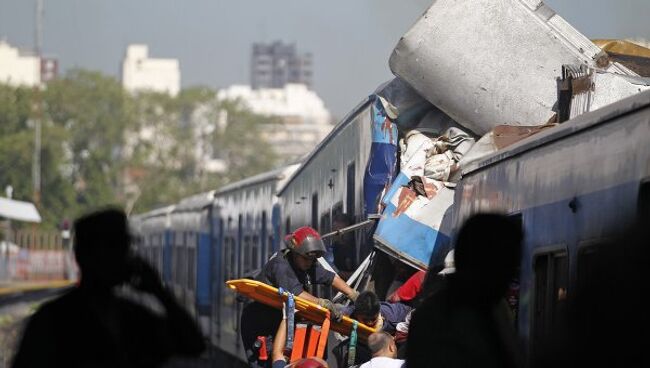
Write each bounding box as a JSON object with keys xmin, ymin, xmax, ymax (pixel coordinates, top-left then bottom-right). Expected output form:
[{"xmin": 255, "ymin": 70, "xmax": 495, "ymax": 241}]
[
  {"xmin": 251, "ymin": 41, "xmax": 312, "ymax": 89},
  {"xmin": 121, "ymin": 44, "xmax": 180, "ymax": 96}
]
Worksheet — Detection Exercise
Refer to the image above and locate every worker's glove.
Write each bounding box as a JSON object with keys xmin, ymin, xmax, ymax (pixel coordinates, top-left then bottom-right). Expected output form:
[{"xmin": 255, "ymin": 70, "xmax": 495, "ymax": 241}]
[
  {"xmin": 317, "ymin": 298, "xmax": 343, "ymax": 322},
  {"xmin": 349, "ymin": 290, "xmax": 359, "ymax": 303}
]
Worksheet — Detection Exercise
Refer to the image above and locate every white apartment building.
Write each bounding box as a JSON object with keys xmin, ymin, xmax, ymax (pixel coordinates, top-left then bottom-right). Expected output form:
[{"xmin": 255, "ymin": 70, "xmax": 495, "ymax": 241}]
[
  {"xmin": 217, "ymin": 83, "xmax": 333, "ymax": 162},
  {"xmin": 121, "ymin": 44, "xmax": 180, "ymax": 96},
  {"xmin": 0, "ymin": 41, "xmax": 40, "ymax": 87}
]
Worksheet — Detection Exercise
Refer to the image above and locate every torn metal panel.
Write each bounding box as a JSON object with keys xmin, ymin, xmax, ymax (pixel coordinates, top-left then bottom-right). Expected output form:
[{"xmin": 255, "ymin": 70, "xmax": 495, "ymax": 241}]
[
  {"xmin": 363, "ymin": 95, "xmax": 399, "ymax": 216},
  {"xmin": 389, "ymin": 0, "xmax": 635, "ymax": 135},
  {"xmin": 558, "ymin": 63, "xmax": 650, "ymax": 122},
  {"xmin": 373, "ymin": 126, "xmax": 470, "ymax": 269},
  {"xmin": 374, "ymin": 182, "xmax": 454, "ymax": 270}
]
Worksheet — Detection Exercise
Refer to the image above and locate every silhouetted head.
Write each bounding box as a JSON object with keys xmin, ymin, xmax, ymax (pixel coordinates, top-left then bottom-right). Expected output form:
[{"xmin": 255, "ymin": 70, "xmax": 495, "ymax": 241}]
[
  {"xmin": 367, "ymin": 331, "xmax": 397, "ymax": 358},
  {"xmin": 353, "ymin": 291, "xmax": 381, "ymax": 327},
  {"xmin": 453, "ymin": 213, "xmax": 522, "ymax": 302},
  {"xmin": 74, "ymin": 208, "xmax": 131, "ymax": 289}
]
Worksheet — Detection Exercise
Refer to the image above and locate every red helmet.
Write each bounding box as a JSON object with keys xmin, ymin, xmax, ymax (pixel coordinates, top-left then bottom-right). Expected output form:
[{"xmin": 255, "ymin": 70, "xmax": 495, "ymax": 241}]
[{"xmin": 285, "ymin": 226, "xmax": 326, "ymax": 259}]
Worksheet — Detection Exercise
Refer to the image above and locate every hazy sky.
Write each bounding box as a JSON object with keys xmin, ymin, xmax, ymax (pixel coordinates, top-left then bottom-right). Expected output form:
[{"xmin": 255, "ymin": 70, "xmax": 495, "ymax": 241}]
[{"xmin": 1, "ymin": 0, "xmax": 649, "ymax": 118}]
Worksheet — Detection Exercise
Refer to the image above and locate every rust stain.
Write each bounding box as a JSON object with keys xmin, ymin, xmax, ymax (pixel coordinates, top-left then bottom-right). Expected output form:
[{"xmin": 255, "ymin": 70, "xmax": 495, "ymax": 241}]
[
  {"xmin": 394, "ymin": 187, "xmax": 417, "ymax": 217},
  {"xmin": 381, "ymin": 117, "xmax": 394, "ymax": 145}
]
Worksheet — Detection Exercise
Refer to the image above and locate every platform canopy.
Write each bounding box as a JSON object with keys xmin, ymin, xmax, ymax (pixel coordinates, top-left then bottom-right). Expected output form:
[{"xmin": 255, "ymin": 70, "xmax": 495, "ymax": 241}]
[{"xmin": 0, "ymin": 197, "xmax": 41, "ymax": 223}]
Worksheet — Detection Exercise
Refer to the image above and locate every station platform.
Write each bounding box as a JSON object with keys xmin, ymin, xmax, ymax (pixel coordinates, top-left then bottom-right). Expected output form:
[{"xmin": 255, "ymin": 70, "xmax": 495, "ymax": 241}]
[{"xmin": 0, "ymin": 280, "xmax": 75, "ymax": 297}]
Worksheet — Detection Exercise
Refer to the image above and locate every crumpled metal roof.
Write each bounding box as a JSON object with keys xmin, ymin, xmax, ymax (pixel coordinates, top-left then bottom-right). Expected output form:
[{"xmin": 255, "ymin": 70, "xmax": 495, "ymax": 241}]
[{"xmin": 0, "ymin": 197, "xmax": 41, "ymax": 223}]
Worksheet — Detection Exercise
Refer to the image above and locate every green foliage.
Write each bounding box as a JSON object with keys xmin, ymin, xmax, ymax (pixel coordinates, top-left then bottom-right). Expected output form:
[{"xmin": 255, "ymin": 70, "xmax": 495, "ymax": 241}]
[{"xmin": 0, "ymin": 70, "xmax": 278, "ymax": 228}]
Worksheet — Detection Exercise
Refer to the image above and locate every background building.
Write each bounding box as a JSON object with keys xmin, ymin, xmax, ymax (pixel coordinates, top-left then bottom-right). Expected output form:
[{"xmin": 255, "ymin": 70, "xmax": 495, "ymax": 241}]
[
  {"xmin": 40, "ymin": 57, "xmax": 58, "ymax": 83},
  {"xmin": 218, "ymin": 83, "xmax": 332, "ymax": 162},
  {"xmin": 251, "ymin": 41, "xmax": 312, "ymax": 89},
  {"xmin": 0, "ymin": 41, "xmax": 41, "ymax": 87},
  {"xmin": 121, "ymin": 44, "xmax": 180, "ymax": 96}
]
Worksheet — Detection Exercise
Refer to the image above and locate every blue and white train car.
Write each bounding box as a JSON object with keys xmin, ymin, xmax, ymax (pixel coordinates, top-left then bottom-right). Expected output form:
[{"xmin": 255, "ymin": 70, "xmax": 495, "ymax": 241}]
[
  {"xmin": 135, "ymin": 205, "xmax": 175, "ymax": 283},
  {"xmin": 211, "ymin": 164, "xmax": 299, "ymax": 361},
  {"xmin": 169, "ymin": 191, "xmax": 216, "ymax": 332},
  {"xmin": 449, "ymin": 90, "xmax": 650, "ymax": 357}
]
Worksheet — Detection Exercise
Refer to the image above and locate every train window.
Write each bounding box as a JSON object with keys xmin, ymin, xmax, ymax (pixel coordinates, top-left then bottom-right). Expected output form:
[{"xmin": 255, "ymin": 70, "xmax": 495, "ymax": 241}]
[
  {"xmin": 230, "ymin": 237, "xmax": 237, "ymax": 278},
  {"xmin": 243, "ymin": 235, "xmax": 251, "ymax": 273},
  {"xmin": 532, "ymin": 248, "xmax": 568, "ymax": 349},
  {"xmin": 261, "ymin": 211, "xmax": 268, "ymax": 261},
  {"xmin": 347, "ymin": 162, "xmax": 356, "ymax": 216},
  {"xmin": 312, "ymin": 193, "xmax": 319, "ymax": 230},
  {"xmin": 639, "ymin": 179, "xmax": 650, "ymax": 224},
  {"xmin": 223, "ymin": 237, "xmax": 231, "ymax": 281},
  {"xmin": 238, "ymin": 215, "xmax": 243, "ymax": 277},
  {"xmin": 252, "ymin": 238, "xmax": 259, "ymax": 270},
  {"xmin": 188, "ymin": 247, "xmax": 195, "ymax": 290},
  {"xmin": 253, "ymin": 235, "xmax": 260, "ymax": 270}
]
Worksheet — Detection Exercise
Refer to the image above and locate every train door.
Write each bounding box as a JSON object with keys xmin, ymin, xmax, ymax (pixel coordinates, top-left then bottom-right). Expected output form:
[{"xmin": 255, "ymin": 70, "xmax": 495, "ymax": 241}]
[
  {"xmin": 196, "ymin": 208, "xmax": 213, "ymax": 318},
  {"xmin": 211, "ymin": 214, "xmax": 223, "ymax": 345},
  {"xmin": 220, "ymin": 216, "xmax": 238, "ymax": 354},
  {"xmin": 261, "ymin": 211, "xmax": 269, "ymax": 263},
  {"xmin": 531, "ymin": 246, "xmax": 569, "ymax": 356},
  {"xmin": 236, "ymin": 214, "xmax": 244, "ymax": 350},
  {"xmin": 272, "ymin": 203, "xmax": 282, "ymax": 254}
]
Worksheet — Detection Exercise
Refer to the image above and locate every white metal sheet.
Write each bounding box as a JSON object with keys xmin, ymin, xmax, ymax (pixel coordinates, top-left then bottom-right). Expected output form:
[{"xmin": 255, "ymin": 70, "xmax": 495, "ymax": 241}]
[{"xmin": 0, "ymin": 197, "xmax": 41, "ymax": 223}]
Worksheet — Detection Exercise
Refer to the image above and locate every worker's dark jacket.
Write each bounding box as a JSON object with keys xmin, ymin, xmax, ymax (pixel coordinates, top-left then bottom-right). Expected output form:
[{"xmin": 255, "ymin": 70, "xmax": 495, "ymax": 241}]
[{"xmin": 240, "ymin": 251, "xmax": 335, "ymax": 357}]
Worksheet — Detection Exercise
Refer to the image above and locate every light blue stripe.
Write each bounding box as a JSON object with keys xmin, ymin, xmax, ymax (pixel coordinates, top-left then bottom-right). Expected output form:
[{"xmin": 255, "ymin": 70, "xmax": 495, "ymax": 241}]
[{"xmin": 374, "ymin": 202, "xmax": 450, "ymax": 268}]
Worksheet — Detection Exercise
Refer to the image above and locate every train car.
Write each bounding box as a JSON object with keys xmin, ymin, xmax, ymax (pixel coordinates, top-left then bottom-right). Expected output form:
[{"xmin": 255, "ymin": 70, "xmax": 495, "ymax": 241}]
[
  {"xmin": 169, "ymin": 191, "xmax": 216, "ymax": 333},
  {"xmin": 134, "ymin": 205, "xmax": 175, "ymax": 283},
  {"xmin": 278, "ymin": 99, "xmax": 373, "ymax": 259},
  {"xmin": 449, "ymin": 89, "xmax": 650, "ymax": 359},
  {"xmin": 211, "ymin": 164, "xmax": 299, "ymax": 361}
]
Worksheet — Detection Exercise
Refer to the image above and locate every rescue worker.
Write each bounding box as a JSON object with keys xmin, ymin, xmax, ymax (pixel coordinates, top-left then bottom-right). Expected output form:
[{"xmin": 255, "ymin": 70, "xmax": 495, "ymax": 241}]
[
  {"xmin": 335, "ymin": 291, "xmax": 412, "ymax": 366},
  {"xmin": 240, "ymin": 226, "xmax": 358, "ymax": 368}
]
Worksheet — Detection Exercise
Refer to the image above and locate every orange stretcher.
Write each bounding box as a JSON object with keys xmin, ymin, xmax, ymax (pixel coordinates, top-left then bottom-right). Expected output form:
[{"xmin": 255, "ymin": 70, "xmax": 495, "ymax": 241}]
[{"xmin": 226, "ymin": 278, "xmax": 377, "ymax": 343}]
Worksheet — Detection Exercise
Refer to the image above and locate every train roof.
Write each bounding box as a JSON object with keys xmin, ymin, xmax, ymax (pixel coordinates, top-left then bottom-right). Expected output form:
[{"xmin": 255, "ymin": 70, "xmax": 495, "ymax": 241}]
[
  {"xmin": 135, "ymin": 204, "xmax": 176, "ymax": 219},
  {"xmin": 462, "ymin": 89, "xmax": 650, "ymax": 176},
  {"xmin": 173, "ymin": 190, "xmax": 216, "ymax": 212},
  {"xmin": 216, "ymin": 163, "xmax": 300, "ymax": 196},
  {"xmin": 278, "ymin": 97, "xmax": 372, "ymax": 195}
]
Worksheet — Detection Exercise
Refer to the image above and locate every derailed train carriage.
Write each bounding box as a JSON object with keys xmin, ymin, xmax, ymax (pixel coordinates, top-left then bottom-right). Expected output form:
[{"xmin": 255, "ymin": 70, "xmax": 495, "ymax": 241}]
[{"xmin": 130, "ymin": 0, "xmax": 650, "ymax": 365}]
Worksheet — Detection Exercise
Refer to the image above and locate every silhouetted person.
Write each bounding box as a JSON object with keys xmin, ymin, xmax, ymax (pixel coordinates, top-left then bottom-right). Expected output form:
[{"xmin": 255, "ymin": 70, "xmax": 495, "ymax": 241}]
[
  {"xmin": 407, "ymin": 213, "xmax": 523, "ymax": 368},
  {"xmin": 12, "ymin": 208, "xmax": 205, "ymax": 368}
]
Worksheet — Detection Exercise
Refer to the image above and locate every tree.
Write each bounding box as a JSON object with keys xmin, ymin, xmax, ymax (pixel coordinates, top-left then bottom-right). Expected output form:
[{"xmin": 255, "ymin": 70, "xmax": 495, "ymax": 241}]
[
  {"xmin": 1, "ymin": 70, "xmax": 281, "ymax": 225},
  {"xmin": 212, "ymin": 99, "xmax": 278, "ymax": 183}
]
